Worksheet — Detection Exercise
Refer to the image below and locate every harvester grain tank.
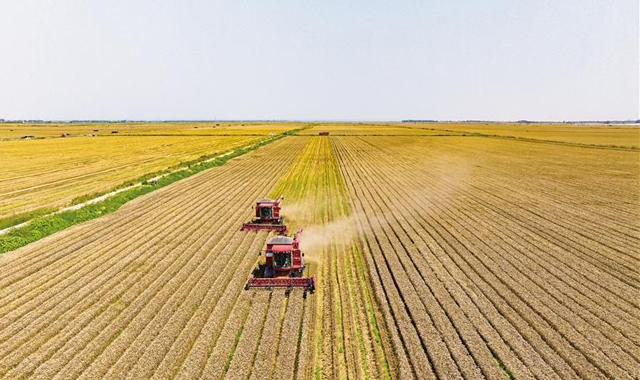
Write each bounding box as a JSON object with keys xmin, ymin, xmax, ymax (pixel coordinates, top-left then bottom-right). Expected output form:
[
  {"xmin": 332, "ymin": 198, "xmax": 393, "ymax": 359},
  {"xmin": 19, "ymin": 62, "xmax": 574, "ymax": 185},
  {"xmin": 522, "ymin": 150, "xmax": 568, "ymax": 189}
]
[
  {"xmin": 245, "ymin": 230, "xmax": 316, "ymax": 296},
  {"xmin": 241, "ymin": 196, "xmax": 287, "ymax": 234}
]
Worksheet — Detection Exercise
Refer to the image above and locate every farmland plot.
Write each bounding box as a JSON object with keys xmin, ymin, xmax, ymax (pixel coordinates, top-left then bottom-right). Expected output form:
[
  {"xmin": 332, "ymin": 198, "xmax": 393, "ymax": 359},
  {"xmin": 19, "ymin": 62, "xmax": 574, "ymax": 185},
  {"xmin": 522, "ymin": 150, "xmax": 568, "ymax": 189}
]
[
  {"xmin": 0, "ymin": 125, "xmax": 638, "ymax": 380},
  {"xmin": 333, "ymin": 135, "xmax": 639, "ymax": 379},
  {"xmin": 0, "ymin": 137, "xmax": 317, "ymax": 379},
  {"xmin": 0, "ymin": 122, "xmax": 302, "ymax": 139},
  {"xmin": 297, "ymin": 123, "xmax": 451, "ymax": 136},
  {"xmin": 0, "ymin": 134, "xmax": 267, "ymax": 219},
  {"xmin": 269, "ymin": 136, "xmax": 392, "ymax": 379},
  {"xmin": 400, "ymin": 122, "xmax": 640, "ymax": 149}
]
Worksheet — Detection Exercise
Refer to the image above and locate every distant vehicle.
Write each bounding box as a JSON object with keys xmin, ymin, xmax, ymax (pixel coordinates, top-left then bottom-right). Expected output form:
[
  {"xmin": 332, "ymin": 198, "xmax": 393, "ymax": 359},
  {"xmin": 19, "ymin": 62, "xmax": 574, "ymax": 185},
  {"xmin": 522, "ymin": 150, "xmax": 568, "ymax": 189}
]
[{"xmin": 319, "ymin": 131, "xmax": 330, "ymax": 136}]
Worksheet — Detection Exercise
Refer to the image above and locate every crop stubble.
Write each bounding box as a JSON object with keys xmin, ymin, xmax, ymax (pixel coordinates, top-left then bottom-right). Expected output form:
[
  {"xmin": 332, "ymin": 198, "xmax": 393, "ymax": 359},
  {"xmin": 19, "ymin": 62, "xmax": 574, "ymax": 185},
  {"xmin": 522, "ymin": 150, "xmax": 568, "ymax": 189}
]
[
  {"xmin": 1, "ymin": 128, "xmax": 637, "ymax": 380},
  {"xmin": 332, "ymin": 135, "xmax": 639, "ymax": 379},
  {"xmin": 0, "ymin": 137, "xmax": 318, "ymax": 379},
  {"xmin": 268, "ymin": 136, "xmax": 392, "ymax": 379}
]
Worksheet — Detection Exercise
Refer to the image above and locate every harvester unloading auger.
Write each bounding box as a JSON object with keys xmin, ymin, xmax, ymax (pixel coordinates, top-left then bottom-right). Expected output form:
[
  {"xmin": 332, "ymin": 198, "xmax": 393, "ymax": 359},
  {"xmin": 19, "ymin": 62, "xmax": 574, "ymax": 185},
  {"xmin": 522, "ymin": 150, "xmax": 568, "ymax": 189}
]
[
  {"xmin": 241, "ymin": 196, "xmax": 287, "ymax": 234},
  {"xmin": 245, "ymin": 230, "xmax": 316, "ymax": 296}
]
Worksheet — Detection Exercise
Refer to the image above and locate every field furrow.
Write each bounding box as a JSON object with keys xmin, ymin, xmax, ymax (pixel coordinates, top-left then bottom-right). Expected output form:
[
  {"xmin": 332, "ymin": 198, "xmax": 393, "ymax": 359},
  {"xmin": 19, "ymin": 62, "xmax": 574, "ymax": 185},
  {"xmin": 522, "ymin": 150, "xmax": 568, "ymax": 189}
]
[
  {"xmin": 0, "ymin": 137, "xmax": 313, "ymax": 379},
  {"xmin": 2, "ymin": 123, "xmax": 637, "ymax": 380},
  {"xmin": 332, "ymin": 134, "xmax": 639, "ymax": 379}
]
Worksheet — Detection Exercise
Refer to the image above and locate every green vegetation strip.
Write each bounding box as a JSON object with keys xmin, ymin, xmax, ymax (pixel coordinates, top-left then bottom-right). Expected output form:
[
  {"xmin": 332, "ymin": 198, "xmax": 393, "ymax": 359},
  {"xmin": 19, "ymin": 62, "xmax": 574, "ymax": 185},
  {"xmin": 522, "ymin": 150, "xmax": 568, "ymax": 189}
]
[
  {"xmin": 0, "ymin": 207, "xmax": 58, "ymax": 231},
  {"xmin": 0, "ymin": 128, "xmax": 304, "ymax": 254}
]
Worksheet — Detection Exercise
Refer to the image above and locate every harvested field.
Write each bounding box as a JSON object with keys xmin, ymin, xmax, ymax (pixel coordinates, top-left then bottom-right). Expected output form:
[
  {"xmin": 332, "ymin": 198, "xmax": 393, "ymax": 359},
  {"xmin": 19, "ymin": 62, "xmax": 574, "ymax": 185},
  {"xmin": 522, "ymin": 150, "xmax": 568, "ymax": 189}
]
[
  {"xmin": 0, "ymin": 137, "xmax": 312, "ymax": 379},
  {"xmin": 0, "ymin": 124, "xmax": 638, "ymax": 379},
  {"xmin": 333, "ymin": 134, "xmax": 640, "ymax": 379},
  {"xmin": 0, "ymin": 122, "xmax": 300, "ymax": 139},
  {"xmin": 400, "ymin": 122, "xmax": 640, "ymax": 148},
  {"xmin": 297, "ymin": 123, "xmax": 453, "ymax": 136},
  {"xmin": 0, "ymin": 123, "xmax": 301, "ymax": 220}
]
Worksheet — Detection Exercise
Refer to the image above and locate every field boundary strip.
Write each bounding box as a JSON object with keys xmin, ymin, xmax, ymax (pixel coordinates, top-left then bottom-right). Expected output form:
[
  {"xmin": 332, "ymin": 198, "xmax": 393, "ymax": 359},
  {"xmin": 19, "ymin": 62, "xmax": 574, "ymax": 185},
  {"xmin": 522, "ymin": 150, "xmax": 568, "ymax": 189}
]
[{"xmin": 0, "ymin": 126, "xmax": 311, "ymax": 254}]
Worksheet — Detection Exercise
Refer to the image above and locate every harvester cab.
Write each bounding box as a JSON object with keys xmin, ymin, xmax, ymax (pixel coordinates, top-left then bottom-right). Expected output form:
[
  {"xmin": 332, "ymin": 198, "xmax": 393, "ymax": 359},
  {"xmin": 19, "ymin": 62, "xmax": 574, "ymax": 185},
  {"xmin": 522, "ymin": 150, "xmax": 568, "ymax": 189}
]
[
  {"xmin": 245, "ymin": 230, "xmax": 316, "ymax": 296},
  {"xmin": 241, "ymin": 196, "xmax": 287, "ymax": 234}
]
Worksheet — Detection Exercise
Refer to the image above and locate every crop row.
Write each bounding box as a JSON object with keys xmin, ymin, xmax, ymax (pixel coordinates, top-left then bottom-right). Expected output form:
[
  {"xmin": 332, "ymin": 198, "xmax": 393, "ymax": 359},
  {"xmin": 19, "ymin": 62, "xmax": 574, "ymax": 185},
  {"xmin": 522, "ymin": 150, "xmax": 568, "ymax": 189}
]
[
  {"xmin": 0, "ymin": 135, "xmax": 267, "ymax": 219},
  {"xmin": 2, "ymin": 132, "xmax": 635, "ymax": 379},
  {"xmin": 267, "ymin": 136, "xmax": 392, "ymax": 379},
  {"xmin": 332, "ymin": 135, "xmax": 639, "ymax": 379},
  {"xmin": 0, "ymin": 137, "xmax": 319, "ymax": 379}
]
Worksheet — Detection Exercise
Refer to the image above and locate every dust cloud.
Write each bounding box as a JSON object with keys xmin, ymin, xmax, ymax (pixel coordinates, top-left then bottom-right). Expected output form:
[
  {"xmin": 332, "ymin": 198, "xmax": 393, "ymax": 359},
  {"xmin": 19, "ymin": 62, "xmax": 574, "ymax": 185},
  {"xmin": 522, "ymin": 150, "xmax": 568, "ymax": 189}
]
[
  {"xmin": 299, "ymin": 214, "xmax": 358, "ymax": 252},
  {"xmin": 280, "ymin": 201, "xmax": 308, "ymax": 222},
  {"xmin": 281, "ymin": 198, "xmax": 361, "ymax": 265}
]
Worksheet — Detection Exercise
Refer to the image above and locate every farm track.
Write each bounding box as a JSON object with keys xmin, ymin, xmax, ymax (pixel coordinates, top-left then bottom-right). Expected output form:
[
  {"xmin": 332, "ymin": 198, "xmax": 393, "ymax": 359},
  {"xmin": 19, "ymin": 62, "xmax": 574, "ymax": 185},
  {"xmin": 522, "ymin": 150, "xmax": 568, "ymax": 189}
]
[
  {"xmin": 332, "ymin": 136, "xmax": 639, "ymax": 379},
  {"xmin": 0, "ymin": 137, "xmax": 325, "ymax": 379}
]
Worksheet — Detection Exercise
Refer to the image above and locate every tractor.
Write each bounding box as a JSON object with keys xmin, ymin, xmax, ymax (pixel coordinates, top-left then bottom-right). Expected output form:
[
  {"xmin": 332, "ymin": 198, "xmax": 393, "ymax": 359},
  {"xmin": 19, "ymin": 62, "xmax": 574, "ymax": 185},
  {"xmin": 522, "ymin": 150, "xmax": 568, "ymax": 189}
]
[
  {"xmin": 241, "ymin": 196, "xmax": 287, "ymax": 234},
  {"xmin": 245, "ymin": 230, "xmax": 315, "ymax": 296}
]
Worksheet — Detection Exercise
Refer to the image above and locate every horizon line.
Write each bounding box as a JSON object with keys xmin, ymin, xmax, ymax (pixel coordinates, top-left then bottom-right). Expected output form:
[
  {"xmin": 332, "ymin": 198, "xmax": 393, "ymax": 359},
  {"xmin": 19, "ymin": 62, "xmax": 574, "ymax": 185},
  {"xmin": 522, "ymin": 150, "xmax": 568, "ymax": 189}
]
[{"xmin": 1, "ymin": 119, "xmax": 639, "ymax": 124}]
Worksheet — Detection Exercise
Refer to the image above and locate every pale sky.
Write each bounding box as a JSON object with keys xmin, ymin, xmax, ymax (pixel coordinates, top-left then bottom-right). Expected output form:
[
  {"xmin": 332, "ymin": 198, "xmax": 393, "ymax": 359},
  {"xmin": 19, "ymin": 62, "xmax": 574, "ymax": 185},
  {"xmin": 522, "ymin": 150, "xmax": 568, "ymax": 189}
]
[{"xmin": 0, "ymin": 0, "xmax": 637, "ymax": 121}]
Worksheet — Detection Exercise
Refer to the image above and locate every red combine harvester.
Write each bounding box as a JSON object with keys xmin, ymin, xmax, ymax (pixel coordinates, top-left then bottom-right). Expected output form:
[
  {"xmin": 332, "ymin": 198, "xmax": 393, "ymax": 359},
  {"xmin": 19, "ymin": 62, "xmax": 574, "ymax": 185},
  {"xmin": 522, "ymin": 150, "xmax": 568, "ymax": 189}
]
[
  {"xmin": 241, "ymin": 196, "xmax": 287, "ymax": 235},
  {"xmin": 245, "ymin": 230, "xmax": 316, "ymax": 296}
]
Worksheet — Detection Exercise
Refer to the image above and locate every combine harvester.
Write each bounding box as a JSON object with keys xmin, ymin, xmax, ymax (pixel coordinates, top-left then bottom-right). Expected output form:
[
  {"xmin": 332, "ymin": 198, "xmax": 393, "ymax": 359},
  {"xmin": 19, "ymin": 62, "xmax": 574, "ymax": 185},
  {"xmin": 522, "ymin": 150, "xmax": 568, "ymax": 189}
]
[
  {"xmin": 241, "ymin": 196, "xmax": 287, "ymax": 234},
  {"xmin": 245, "ymin": 230, "xmax": 316, "ymax": 296},
  {"xmin": 242, "ymin": 198, "xmax": 315, "ymax": 296}
]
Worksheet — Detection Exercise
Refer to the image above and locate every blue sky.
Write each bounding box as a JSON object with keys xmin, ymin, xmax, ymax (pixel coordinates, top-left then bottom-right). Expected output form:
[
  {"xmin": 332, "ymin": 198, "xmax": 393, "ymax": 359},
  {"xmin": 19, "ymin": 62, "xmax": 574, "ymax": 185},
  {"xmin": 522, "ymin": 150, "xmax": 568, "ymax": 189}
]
[{"xmin": 0, "ymin": 0, "xmax": 637, "ymax": 121}]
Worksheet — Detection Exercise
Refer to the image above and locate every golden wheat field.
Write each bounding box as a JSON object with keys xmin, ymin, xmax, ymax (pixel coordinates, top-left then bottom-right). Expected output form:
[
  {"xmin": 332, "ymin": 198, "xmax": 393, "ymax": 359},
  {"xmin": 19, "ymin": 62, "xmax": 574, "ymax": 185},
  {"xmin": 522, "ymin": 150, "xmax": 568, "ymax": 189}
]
[
  {"xmin": 0, "ymin": 122, "xmax": 638, "ymax": 379},
  {"xmin": 0, "ymin": 122, "xmax": 299, "ymax": 139},
  {"xmin": 400, "ymin": 122, "xmax": 640, "ymax": 148},
  {"xmin": 0, "ymin": 123, "xmax": 302, "ymax": 221}
]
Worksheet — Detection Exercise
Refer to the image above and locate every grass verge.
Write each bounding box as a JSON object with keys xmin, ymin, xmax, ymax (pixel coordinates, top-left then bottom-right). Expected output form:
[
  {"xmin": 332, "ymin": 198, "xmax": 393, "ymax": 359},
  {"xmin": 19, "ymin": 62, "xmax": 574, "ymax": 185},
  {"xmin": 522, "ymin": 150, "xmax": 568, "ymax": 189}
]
[
  {"xmin": 0, "ymin": 207, "xmax": 58, "ymax": 231},
  {"xmin": 0, "ymin": 129, "xmax": 304, "ymax": 254}
]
